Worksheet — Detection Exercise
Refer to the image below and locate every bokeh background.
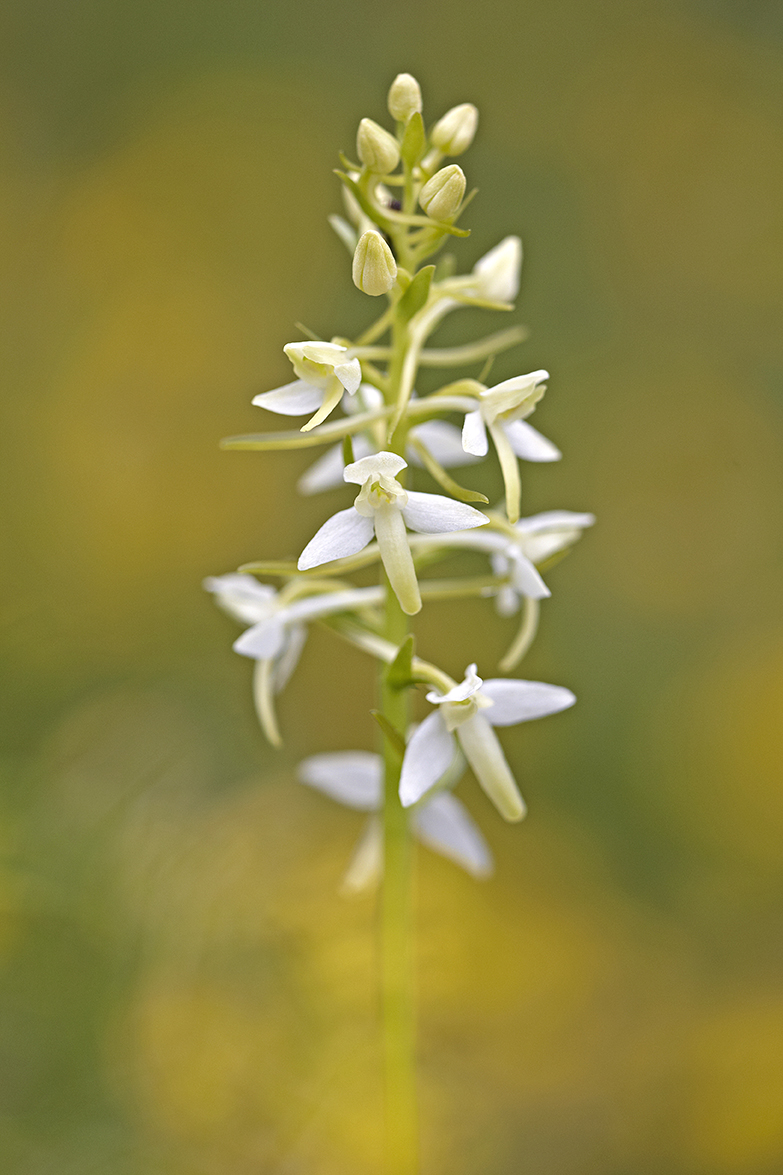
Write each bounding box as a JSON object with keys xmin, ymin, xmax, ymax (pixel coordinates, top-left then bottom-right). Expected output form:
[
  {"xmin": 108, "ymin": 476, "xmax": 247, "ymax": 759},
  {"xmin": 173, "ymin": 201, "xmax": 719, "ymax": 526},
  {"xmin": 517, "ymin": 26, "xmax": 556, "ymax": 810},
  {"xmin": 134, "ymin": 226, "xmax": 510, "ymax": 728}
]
[{"xmin": 2, "ymin": 0, "xmax": 782, "ymax": 1172}]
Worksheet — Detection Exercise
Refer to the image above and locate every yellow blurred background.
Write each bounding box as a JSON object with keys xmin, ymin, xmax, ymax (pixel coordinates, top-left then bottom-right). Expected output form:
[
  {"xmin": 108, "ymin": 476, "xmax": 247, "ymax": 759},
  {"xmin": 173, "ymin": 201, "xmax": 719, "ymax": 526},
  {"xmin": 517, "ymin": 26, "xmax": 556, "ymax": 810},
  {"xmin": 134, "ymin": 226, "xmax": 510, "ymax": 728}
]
[{"xmin": 1, "ymin": 1, "xmax": 782, "ymax": 1171}]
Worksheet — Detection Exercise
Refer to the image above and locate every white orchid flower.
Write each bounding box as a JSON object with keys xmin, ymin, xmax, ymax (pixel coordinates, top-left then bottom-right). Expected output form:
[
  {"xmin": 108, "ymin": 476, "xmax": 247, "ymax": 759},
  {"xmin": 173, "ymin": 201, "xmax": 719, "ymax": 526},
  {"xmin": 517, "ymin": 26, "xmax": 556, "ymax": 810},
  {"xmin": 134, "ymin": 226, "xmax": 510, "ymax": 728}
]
[
  {"xmin": 298, "ymin": 451, "xmax": 489, "ymax": 616},
  {"xmin": 470, "ymin": 235, "xmax": 522, "ymax": 304},
  {"xmin": 489, "ymin": 510, "xmax": 596, "ymax": 616},
  {"xmin": 252, "ymin": 341, "xmax": 362, "ymax": 433},
  {"xmin": 297, "ymin": 418, "xmax": 478, "ymax": 495},
  {"xmin": 204, "ymin": 574, "xmax": 383, "ymax": 745},
  {"xmin": 399, "ymin": 664, "xmax": 575, "ymax": 822},
  {"xmin": 461, "ymin": 370, "xmax": 560, "ymax": 523},
  {"xmin": 298, "ymin": 749, "xmax": 492, "ymax": 892}
]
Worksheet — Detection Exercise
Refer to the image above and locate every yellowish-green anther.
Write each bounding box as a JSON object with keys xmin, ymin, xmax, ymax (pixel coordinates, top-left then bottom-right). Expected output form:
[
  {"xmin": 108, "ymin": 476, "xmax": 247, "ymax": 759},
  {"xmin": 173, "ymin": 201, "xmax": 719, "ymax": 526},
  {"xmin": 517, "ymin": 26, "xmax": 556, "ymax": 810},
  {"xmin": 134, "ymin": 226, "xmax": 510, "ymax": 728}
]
[
  {"xmin": 357, "ymin": 117, "xmax": 400, "ymax": 175},
  {"xmin": 353, "ymin": 230, "xmax": 398, "ymax": 296},
  {"xmin": 419, "ymin": 165, "xmax": 466, "ymax": 221}
]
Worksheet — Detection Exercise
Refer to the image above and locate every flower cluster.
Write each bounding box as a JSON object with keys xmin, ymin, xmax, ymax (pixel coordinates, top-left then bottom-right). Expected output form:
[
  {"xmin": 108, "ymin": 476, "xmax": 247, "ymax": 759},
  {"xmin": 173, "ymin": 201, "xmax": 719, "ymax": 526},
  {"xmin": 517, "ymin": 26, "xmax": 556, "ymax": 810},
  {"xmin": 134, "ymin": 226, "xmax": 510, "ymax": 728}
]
[{"xmin": 208, "ymin": 73, "xmax": 593, "ymax": 885}]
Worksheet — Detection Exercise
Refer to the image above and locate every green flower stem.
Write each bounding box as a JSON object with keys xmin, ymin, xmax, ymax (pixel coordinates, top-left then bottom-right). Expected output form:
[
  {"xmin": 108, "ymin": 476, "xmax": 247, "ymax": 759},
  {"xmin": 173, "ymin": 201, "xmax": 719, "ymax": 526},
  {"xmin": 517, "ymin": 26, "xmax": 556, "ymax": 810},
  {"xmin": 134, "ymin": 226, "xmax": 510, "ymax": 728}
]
[{"xmin": 380, "ymin": 303, "xmax": 418, "ymax": 1175}]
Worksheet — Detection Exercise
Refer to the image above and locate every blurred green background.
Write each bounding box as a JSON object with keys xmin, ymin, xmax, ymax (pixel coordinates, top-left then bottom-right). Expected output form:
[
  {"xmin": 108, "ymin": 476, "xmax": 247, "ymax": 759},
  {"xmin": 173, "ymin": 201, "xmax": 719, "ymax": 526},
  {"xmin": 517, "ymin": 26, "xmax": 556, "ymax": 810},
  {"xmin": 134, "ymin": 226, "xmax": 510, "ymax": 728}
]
[{"xmin": 2, "ymin": 0, "xmax": 782, "ymax": 1172}]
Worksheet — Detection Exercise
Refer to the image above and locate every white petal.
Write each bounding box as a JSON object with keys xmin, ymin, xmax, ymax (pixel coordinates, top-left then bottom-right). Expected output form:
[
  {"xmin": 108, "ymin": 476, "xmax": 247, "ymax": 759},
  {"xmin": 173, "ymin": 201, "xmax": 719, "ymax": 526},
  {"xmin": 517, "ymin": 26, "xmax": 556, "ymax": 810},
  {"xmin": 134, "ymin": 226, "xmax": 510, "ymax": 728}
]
[
  {"xmin": 410, "ymin": 420, "xmax": 479, "ymax": 468},
  {"xmin": 503, "ymin": 419, "xmax": 561, "ymax": 462},
  {"xmin": 233, "ymin": 618, "xmax": 287, "ymax": 660},
  {"xmin": 341, "ymin": 817, "xmax": 383, "ymax": 894},
  {"xmin": 299, "ymin": 341, "xmax": 348, "ymax": 365},
  {"xmin": 334, "ymin": 357, "xmax": 362, "ymax": 394},
  {"xmin": 471, "ymin": 235, "xmax": 522, "ymax": 303},
  {"xmin": 374, "ymin": 504, "xmax": 421, "ymax": 615},
  {"xmin": 298, "ymin": 751, "xmax": 382, "ymax": 811},
  {"xmin": 399, "ymin": 712, "xmax": 455, "ymax": 807},
  {"xmin": 297, "ymin": 438, "xmax": 374, "ymax": 495},
  {"xmin": 413, "ymin": 792, "xmax": 493, "ymax": 878},
  {"xmin": 481, "ymin": 678, "xmax": 576, "ymax": 725},
  {"xmin": 272, "ymin": 623, "xmax": 307, "ymax": 692},
  {"xmin": 462, "ymin": 409, "xmax": 489, "ymax": 456},
  {"xmin": 507, "ymin": 551, "xmax": 551, "ymax": 600},
  {"xmin": 344, "ymin": 450, "xmax": 407, "ymax": 485},
  {"xmin": 426, "ymin": 664, "xmax": 482, "ymax": 705},
  {"xmin": 456, "ymin": 713, "xmax": 526, "ymax": 822},
  {"xmin": 298, "ymin": 508, "xmax": 375, "ymax": 570},
  {"xmin": 516, "ymin": 510, "xmax": 596, "ymax": 535},
  {"xmin": 252, "ymin": 380, "xmax": 325, "ymax": 416},
  {"xmin": 402, "ymin": 491, "xmax": 488, "ymax": 535},
  {"xmin": 203, "ymin": 574, "xmax": 277, "ymax": 625}
]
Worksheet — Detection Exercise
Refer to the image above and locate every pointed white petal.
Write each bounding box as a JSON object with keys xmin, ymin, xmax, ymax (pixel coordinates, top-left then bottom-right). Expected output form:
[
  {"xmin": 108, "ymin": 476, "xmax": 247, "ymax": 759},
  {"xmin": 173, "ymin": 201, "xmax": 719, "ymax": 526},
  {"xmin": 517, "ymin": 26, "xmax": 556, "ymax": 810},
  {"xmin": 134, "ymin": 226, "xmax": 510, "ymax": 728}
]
[
  {"xmin": 413, "ymin": 792, "xmax": 493, "ymax": 878},
  {"xmin": 298, "ymin": 751, "xmax": 382, "ymax": 810},
  {"xmin": 471, "ymin": 235, "xmax": 522, "ymax": 303},
  {"xmin": 341, "ymin": 817, "xmax": 384, "ymax": 894},
  {"xmin": 456, "ymin": 714, "xmax": 526, "ymax": 822},
  {"xmin": 507, "ymin": 551, "xmax": 551, "ymax": 600},
  {"xmin": 233, "ymin": 618, "xmax": 287, "ymax": 660},
  {"xmin": 252, "ymin": 380, "xmax": 325, "ymax": 416},
  {"xmin": 272, "ymin": 623, "xmax": 307, "ymax": 692},
  {"xmin": 203, "ymin": 574, "xmax": 277, "ymax": 625},
  {"xmin": 503, "ymin": 419, "xmax": 561, "ymax": 462},
  {"xmin": 344, "ymin": 450, "xmax": 407, "ymax": 485},
  {"xmin": 399, "ymin": 712, "xmax": 455, "ymax": 807},
  {"xmin": 462, "ymin": 409, "xmax": 489, "ymax": 456},
  {"xmin": 402, "ymin": 492, "xmax": 488, "ymax": 534},
  {"xmin": 410, "ymin": 420, "xmax": 479, "ymax": 468},
  {"xmin": 298, "ymin": 508, "xmax": 375, "ymax": 570},
  {"xmin": 516, "ymin": 510, "xmax": 596, "ymax": 534},
  {"xmin": 334, "ymin": 357, "xmax": 362, "ymax": 394},
  {"xmin": 481, "ymin": 678, "xmax": 576, "ymax": 725}
]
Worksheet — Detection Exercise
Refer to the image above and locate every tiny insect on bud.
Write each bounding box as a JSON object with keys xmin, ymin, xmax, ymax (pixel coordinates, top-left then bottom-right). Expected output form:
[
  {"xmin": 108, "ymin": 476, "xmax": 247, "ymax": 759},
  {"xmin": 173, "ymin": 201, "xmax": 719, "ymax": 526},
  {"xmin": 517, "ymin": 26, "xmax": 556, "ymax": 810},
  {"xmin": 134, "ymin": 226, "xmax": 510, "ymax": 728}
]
[
  {"xmin": 387, "ymin": 73, "xmax": 422, "ymax": 122},
  {"xmin": 357, "ymin": 118, "xmax": 401, "ymax": 175},
  {"xmin": 352, "ymin": 230, "xmax": 398, "ymax": 296},
  {"xmin": 431, "ymin": 103, "xmax": 478, "ymax": 156},
  {"xmin": 419, "ymin": 164, "xmax": 466, "ymax": 221}
]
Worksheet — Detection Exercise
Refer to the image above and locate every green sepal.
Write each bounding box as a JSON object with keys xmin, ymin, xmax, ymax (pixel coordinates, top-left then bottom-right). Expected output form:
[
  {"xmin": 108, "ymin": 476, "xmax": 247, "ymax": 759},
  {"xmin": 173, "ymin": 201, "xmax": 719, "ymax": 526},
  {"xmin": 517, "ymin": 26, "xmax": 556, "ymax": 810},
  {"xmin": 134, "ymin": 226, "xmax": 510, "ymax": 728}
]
[
  {"xmin": 407, "ymin": 435, "xmax": 489, "ymax": 504},
  {"xmin": 370, "ymin": 710, "xmax": 407, "ymax": 758},
  {"xmin": 342, "ymin": 433, "xmax": 355, "ymax": 466},
  {"xmin": 396, "ymin": 265, "xmax": 435, "ymax": 323},
  {"xmin": 401, "ymin": 111, "xmax": 425, "ymax": 167},
  {"xmin": 386, "ymin": 634, "xmax": 417, "ymax": 690}
]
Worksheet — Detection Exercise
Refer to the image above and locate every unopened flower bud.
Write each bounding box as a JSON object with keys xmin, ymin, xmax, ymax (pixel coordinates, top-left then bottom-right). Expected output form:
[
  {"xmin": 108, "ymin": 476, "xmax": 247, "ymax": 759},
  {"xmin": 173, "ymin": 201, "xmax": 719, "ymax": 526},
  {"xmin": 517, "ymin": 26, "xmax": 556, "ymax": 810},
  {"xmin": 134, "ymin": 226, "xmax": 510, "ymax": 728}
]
[
  {"xmin": 431, "ymin": 103, "xmax": 478, "ymax": 156},
  {"xmin": 387, "ymin": 73, "xmax": 422, "ymax": 122},
  {"xmin": 419, "ymin": 164, "xmax": 466, "ymax": 221},
  {"xmin": 357, "ymin": 118, "xmax": 400, "ymax": 175},
  {"xmin": 352, "ymin": 230, "xmax": 397, "ymax": 296},
  {"xmin": 472, "ymin": 236, "xmax": 522, "ymax": 303}
]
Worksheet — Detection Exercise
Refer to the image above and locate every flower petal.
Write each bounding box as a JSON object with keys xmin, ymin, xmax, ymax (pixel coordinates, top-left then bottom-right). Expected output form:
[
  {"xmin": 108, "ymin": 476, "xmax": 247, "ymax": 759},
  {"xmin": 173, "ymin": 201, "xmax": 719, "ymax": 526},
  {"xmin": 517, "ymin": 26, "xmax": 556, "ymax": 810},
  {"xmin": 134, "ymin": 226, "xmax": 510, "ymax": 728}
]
[
  {"xmin": 410, "ymin": 420, "xmax": 479, "ymax": 468},
  {"xmin": 462, "ymin": 409, "xmax": 488, "ymax": 456},
  {"xmin": 517, "ymin": 510, "xmax": 596, "ymax": 534},
  {"xmin": 399, "ymin": 712, "xmax": 455, "ymax": 807},
  {"xmin": 341, "ymin": 817, "xmax": 384, "ymax": 894},
  {"xmin": 252, "ymin": 380, "xmax": 325, "ymax": 416},
  {"xmin": 233, "ymin": 617, "xmax": 287, "ymax": 660},
  {"xmin": 426, "ymin": 664, "xmax": 482, "ymax": 705},
  {"xmin": 298, "ymin": 508, "xmax": 375, "ymax": 570},
  {"xmin": 298, "ymin": 751, "xmax": 382, "ymax": 810},
  {"xmin": 413, "ymin": 792, "xmax": 493, "ymax": 877},
  {"xmin": 374, "ymin": 504, "xmax": 421, "ymax": 615},
  {"xmin": 481, "ymin": 678, "xmax": 576, "ymax": 725},
  {"xmin": 272, "ymin": 623, "xmax": 307, "ymax": 692},
  {"xmin": 344, "ymin": 450, "xmax": 407, "ymax": 485},
  {"xmin": 203, "ymin": 574, "xmax": 277, "ymax": 625},
  {"xmin": 334, "ymin": 357, "xmax": 362, "ymax": 394},
  {"xmin": 507, "ymin": 551, "xmax": 550, "ymax": 600},
  {"xmin": 503, "ymin": 419, "xmax": 561, "ymax": 462},
  {"xmin": 456, "ymin": 713, "xmax": 526, "ymax": 821},
  {"xmin": 402, "ymin": 491, "xmax": 488, "ymax": 534}
]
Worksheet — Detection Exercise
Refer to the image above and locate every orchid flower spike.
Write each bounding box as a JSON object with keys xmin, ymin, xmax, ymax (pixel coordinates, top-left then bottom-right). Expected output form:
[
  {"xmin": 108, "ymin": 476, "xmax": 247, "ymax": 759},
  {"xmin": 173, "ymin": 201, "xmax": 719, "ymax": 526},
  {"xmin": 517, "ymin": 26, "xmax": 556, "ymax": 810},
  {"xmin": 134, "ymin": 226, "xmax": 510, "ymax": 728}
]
[
  {"xmin": 204, "ymin": 574, "xmax": 384, "ymax": 746},
  {"xmin": 399, "ymin": 664, "xmax": 575, "ymax": 821},
  {"xmin": 252, "ymin": 341, "xmax": 362, "ymax": 434},
  {"xmin": 298, "ymin": 749, "xmax": 492, "ymax": 892},
  {"xmin": 462, "ymin": 371, "xmax": 560, "ymax": 523},
  {"xmin": 297, "ymin": 452, "xmax": 489, "ymax": 615}
]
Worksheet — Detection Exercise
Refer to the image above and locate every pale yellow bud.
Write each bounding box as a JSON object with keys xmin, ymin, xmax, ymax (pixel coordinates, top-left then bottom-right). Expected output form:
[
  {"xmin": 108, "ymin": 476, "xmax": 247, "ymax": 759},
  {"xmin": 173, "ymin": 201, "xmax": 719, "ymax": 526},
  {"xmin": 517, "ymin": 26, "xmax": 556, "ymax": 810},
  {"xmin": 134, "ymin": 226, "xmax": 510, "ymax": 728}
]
[
  {"xmin": 352, "ymin": 230, "xmax": 397, "ymax": 296},
  {"xmin": 387, "ymin": 73, "xmax": 422, "ymax": 122},
  {"xmin": 431, "ymin": 103, "xmax": 478, "ymax": 156},
  {"xmin": 419, "ymin": 164, "xmax": 466, "ymax": 221},
  {"xmin": 357, "ymin": 118, "xmax": 400, "ymax": 175}
]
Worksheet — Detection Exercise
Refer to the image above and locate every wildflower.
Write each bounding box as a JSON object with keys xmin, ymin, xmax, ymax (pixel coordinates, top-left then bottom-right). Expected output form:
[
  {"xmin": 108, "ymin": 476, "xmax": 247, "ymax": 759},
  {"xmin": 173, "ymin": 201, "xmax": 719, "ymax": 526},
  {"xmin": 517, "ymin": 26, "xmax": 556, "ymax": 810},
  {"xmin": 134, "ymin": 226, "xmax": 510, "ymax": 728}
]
[
  {"xmin": 299, "ymin": 749, "xmax": 492, "ymax": 891},
  {"xmin": 252, "ymin": 341, "xmax": 362, "ymax": 433},
  {"xmin": 471, "ymin": 236, "xmax": 522, "ymax": 304},
  {"xmin": 204, "ymin": 574, "xmax": 384, "ymax": 745},
  {"xmin": 298, "ymin": 452, "xmax": 488, "ymax": 615},
  {"xmin": 399, "ymin": 664, "xmax": 575, "ymax": 821},
  {"xmin": 461, "ymin": 370, "xmax": 559, "ymax": 522},
  {"xmin": 489, "ymin": 510, "xmax": 596, "ymax": 615}
]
